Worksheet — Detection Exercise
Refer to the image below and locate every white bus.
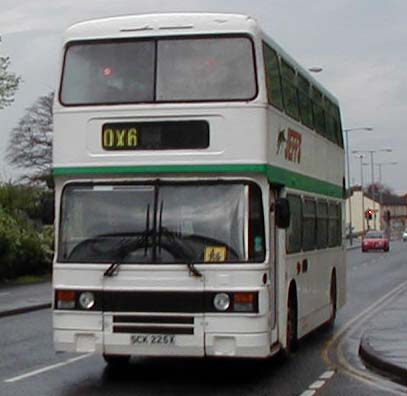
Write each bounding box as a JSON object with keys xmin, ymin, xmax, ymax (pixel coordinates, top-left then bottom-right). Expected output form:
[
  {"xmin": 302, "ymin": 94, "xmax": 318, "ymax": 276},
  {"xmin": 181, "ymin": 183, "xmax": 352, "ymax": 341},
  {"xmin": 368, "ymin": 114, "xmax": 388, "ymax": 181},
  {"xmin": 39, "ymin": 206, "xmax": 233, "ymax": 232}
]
[{"xmin": 52, "ymin": 13, "xmax": 346, "ymax": 365}]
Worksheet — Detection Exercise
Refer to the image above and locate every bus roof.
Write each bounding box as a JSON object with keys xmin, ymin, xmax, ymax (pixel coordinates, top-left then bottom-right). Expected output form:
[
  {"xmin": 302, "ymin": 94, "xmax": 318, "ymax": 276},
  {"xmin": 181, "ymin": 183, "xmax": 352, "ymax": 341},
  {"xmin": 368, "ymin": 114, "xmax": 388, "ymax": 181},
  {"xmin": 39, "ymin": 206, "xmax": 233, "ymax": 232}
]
[{"xmin": 64, "ymin": 13, "xmax": 260, "ymax": 40}]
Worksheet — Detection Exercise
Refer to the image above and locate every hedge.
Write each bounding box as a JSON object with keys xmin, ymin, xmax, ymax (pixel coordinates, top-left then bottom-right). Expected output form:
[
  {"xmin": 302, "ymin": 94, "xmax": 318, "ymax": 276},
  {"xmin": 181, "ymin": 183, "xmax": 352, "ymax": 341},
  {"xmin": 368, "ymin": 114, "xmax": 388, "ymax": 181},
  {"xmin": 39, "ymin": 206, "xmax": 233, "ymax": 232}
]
[{"xmin": 0, "ymin": 184, "xmax": 53, "ymax": 281}]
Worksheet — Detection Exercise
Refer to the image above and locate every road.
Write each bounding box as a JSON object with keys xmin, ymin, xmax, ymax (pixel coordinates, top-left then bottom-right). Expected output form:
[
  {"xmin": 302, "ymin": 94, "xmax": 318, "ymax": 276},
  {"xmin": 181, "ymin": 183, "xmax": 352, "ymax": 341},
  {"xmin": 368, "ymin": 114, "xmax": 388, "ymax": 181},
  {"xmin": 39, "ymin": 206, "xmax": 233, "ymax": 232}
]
[{"xmin": 1, "ymin": 242, "xmax": 407, "ymax": 396}]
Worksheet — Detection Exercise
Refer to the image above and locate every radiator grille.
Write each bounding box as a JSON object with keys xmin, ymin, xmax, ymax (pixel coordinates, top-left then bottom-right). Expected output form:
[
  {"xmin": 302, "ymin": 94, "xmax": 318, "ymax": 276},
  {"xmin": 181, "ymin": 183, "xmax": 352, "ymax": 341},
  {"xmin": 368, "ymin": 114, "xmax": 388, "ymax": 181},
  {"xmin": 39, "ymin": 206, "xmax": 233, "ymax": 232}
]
[{"xmin": 112, "ymin": 315, "xmax": 195, "ymax": 334}]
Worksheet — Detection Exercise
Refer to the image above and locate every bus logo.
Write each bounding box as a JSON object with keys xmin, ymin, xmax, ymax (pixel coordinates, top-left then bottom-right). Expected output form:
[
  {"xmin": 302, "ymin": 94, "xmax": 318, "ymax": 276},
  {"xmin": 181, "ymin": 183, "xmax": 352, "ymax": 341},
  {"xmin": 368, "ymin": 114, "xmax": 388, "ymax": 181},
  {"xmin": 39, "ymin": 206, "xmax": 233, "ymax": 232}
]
[
  {"xmin": 276, "ymin": 129, "xmax": 287, "ymax": 155},
  {"xmin": 276, "ymin": 128, "xmax": 302, "ymax": 164},
  {"xmin": 285, "ymin": 129, "xmax": 302, "ymax": 164}
]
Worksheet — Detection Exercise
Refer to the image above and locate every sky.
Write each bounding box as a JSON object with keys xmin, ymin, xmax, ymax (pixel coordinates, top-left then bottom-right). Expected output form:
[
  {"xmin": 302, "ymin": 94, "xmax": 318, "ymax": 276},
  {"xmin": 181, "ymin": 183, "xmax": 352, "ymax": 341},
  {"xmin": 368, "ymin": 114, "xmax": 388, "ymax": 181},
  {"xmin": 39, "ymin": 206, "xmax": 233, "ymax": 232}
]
[{"xmin": 0, "ymin": 0, "xmax": 406, "ymax": 192}]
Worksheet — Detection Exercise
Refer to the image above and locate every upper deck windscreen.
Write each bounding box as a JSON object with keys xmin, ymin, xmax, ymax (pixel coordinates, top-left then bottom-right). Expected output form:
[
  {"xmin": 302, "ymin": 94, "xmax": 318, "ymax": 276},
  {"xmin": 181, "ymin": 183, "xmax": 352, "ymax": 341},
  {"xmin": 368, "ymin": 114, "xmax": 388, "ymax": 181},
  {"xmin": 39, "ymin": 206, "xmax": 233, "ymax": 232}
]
[{"xmin": 60, "ymin": 36, "xmax": 257, "ymax": 105}]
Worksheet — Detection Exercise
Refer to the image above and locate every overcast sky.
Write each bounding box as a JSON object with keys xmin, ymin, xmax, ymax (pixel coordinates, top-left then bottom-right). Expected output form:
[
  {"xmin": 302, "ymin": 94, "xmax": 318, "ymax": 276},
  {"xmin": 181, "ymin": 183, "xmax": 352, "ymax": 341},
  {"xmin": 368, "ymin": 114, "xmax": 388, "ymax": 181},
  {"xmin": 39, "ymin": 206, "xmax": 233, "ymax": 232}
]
[{"xmin": 0, "ymin": 0, "xmax": 406, "ymax": 192}]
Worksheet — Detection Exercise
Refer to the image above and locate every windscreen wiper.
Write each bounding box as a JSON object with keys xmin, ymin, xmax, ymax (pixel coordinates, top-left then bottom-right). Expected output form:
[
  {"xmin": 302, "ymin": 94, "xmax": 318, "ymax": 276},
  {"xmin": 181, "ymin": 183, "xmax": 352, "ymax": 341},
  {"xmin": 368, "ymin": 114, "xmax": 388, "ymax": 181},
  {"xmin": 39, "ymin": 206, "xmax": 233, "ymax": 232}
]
[
  {"xmin": 158, "ymin": 212, "xmax": 202, "ymax": 278},
  {"xmin": 187, "ymin": 262, "xmax": 202, "ymax": 278},
  {"xmin": 103, "ymin": 234, "xmax": 147, "ymax": 277},
  {"xmin": 104, "ymin": 262, "xmax": 120, "ymax": 277},
  {"xmin": 104, "ymin": 204, "xmax": 151, "ymax": 277}
]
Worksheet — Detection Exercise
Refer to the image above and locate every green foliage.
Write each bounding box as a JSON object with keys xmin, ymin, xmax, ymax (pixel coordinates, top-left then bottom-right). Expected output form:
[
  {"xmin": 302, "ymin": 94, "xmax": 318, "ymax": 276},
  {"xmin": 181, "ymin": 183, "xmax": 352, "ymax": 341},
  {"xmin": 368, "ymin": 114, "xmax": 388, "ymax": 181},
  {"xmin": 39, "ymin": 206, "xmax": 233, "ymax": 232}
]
[
  {"xmin": 0, "ymin": 183, "xmax": 53, "ymax": 281},
  {"xmin": 0, "ymin": 55, "xmax": 21, "ymax": 109}
]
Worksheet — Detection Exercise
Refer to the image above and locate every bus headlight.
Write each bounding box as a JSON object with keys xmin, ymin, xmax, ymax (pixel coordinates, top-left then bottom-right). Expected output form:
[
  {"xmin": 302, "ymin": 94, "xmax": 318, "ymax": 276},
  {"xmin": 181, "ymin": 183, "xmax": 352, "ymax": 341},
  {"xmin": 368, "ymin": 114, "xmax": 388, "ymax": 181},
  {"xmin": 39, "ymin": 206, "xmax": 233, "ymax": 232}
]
[
  {"xmin": 213, "ymin": 293, "xmax": 230, "ymax": 311},
  {"xmin": 78, "ymin": 292, "xmax": 95, "ymax": 310}
]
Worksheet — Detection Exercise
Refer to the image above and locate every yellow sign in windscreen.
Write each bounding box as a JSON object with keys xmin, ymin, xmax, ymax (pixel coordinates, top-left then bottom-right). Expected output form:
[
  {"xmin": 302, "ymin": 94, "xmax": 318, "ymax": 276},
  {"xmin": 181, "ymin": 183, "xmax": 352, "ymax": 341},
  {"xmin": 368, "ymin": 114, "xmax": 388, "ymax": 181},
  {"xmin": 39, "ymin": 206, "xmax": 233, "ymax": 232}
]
[{"xmin": 204, "ymin": 246, "xmax": 227, "ymax": 263}]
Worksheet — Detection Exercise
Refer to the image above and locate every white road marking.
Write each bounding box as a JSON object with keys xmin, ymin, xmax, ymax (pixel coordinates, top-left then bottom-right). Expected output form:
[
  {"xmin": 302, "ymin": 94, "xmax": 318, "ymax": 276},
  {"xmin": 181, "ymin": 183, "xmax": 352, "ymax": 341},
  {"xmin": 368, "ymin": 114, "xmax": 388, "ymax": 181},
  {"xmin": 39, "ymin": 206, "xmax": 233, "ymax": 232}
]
[
  {"xmin": 0, "ymin": 292, "xmax": 10, "ymax": 297},
  {"xmin": 299, "ymin": 371, "xmax": 335, "ymax": 396},
  {"xmin": 309, "ymin": 380, "xmax": 325, "ymax": 389},
  {"xmin": 298, "ymin": 391, "xmax": 315, "ymax": 396},
  {"xmin": 319, "ymin": 370, "xmax": 335, "ymax": 379},
  {"xmin": 4, "ymin": 353, "xmax": 92, "ymax": 383}
]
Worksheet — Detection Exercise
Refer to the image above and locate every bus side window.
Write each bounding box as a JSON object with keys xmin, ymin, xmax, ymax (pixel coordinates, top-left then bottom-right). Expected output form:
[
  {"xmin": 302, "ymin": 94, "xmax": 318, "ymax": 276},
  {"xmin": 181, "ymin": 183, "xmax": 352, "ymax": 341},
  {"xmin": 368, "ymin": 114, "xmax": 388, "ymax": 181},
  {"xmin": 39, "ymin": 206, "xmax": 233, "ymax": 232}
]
[
  {"xmin": 263, "ymin": 43, "xmax": 284, "ymax": 110},
  {"xmin": 286, "ymin": 194, "xmax": 302, "ymax": 254},
  {"xmin": 316, "ymin": 201, "xmax": 328, "ymax": 249},
  {"xmin": 312, "ymin": 87, "xmax": 326, "ymax": 138},
  {"xmin": 302, "ymin": 198, "xmax": 316, "ymax": 251},
  {"xmin": 298, "ymin": 74, "xmax": 314, "ymax": 129},
  {"xmin": 280, "ymin": 59, "xmax": 300, "ymax": 121}
]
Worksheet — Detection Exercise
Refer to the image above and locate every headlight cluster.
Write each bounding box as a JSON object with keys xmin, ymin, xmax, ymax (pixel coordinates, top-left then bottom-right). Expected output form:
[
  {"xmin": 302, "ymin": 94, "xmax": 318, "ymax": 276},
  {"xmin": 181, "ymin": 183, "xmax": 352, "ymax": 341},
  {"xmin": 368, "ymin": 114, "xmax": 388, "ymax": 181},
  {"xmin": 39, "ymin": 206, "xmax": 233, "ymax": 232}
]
[
  {"xmin": 78, "ymin": 292, "xmax": 96, "ymax": 309},
  {"xmin": 213, "ymin": 291, "xmax": 258, "ymax": 313},
  {"xmin": 55, "ymin": 290, "xmax": 96, "ymax": 310},
  {"xmin": 213, "ymin": 293, "xmax": 231, "ymax": 311}
]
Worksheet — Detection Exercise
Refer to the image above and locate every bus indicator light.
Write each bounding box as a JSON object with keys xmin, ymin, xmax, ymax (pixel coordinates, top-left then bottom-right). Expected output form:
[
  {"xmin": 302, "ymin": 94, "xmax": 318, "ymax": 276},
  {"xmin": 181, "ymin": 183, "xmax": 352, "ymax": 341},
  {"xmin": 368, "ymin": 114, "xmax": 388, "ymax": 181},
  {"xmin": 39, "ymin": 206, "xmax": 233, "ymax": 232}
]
[
  {"xmin": 56, "ymin": 290, "xmax": 76, "ymax": 310},
  {"xmin": 233, "ymin": 292, "xmax": 256, "ymax": 312}
]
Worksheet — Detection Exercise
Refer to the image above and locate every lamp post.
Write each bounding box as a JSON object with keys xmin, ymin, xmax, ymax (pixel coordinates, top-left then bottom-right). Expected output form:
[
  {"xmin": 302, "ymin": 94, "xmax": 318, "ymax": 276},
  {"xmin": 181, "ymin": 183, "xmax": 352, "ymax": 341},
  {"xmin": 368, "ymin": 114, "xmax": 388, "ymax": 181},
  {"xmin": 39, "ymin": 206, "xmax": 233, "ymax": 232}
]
[
  {"xmin": 376, "ymin": 162, "xmax": 398, "ymax": 186},
  {"xmin": 353, "ymin": 148, "xmax": 392, "ymax": 230},
  {"xmin": 376, "ymin": 162, "xmax": 397, "ymax": 230},
  {"xmin": 358, "ymin": 155, "xmax": 366, "ymax": 233},
  {"xmin": 344, "ymin": 127, "xmax": 373, "ymax": 244}
]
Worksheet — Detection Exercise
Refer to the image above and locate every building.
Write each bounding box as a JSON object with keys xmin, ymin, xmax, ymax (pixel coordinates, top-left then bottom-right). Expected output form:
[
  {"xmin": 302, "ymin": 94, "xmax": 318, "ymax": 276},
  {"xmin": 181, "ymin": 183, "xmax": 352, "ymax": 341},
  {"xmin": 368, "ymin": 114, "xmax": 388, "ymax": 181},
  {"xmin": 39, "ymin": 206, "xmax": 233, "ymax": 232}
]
[{"xmin": 346, "ymin": 186, "xmax": 407, "ymax": 238}]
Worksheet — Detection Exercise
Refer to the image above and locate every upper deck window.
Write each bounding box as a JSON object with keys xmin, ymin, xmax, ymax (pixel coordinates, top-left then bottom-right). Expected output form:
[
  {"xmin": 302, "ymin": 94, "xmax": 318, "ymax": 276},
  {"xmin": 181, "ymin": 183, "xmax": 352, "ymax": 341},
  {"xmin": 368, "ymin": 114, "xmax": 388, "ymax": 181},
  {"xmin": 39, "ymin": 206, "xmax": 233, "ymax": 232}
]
[{"xmin": 60, "ymin": 36, "xmax": 257, "ymax": 105}]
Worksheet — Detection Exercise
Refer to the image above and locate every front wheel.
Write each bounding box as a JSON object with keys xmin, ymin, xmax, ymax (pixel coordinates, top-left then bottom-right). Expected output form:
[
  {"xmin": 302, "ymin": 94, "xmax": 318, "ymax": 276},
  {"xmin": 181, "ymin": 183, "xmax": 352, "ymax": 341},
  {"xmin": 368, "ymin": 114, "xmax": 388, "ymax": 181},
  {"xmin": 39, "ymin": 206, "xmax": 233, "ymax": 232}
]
[{"xmin": 327, "ymin": 275, "xmax": 337, "ymax": 328}]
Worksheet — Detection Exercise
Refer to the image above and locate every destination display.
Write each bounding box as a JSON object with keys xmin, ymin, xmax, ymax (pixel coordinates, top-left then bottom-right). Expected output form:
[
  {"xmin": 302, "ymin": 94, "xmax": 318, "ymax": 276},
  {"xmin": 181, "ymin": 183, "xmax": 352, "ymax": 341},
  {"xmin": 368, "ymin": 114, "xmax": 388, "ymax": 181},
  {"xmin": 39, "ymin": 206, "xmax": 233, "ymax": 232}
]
[{"xmin": 101, "ymin": 121, "xmax": 209, "ymax": 150}]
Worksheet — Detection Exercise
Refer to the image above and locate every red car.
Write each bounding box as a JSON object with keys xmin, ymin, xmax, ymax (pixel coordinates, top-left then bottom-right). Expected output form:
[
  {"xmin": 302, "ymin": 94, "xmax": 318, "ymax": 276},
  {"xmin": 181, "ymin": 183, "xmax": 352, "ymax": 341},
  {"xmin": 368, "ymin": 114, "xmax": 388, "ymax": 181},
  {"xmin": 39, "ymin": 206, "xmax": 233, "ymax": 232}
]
[{"xmin": 362, "ymin": 230, "xmax": 389, "ymax": 252}]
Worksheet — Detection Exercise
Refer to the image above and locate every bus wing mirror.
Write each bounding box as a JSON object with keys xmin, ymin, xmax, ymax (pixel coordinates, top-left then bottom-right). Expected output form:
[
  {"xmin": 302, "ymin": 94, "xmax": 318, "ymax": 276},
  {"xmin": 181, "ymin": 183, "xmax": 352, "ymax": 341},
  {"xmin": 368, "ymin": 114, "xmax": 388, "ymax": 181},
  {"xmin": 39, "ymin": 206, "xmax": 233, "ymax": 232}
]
[{"xmin": 275, "ymin": 198, "xmax": 290, "ymax": 229}]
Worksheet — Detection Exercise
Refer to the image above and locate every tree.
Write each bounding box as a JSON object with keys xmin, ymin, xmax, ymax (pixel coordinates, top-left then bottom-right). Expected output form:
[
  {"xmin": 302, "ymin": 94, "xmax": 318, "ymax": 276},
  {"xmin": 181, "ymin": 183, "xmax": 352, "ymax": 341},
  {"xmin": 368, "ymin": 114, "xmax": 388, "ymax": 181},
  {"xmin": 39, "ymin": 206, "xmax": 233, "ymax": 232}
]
[
  {"xmin": 366, "ymin": 183, "xmax": 393, "ymax": 196},
  {"xmin": 6, "ymin": 92, "xmax": 54, "ymax": 186},
  {"xmin": 0, "ymin": 39, "xmax": 21, "ymax": 109}
]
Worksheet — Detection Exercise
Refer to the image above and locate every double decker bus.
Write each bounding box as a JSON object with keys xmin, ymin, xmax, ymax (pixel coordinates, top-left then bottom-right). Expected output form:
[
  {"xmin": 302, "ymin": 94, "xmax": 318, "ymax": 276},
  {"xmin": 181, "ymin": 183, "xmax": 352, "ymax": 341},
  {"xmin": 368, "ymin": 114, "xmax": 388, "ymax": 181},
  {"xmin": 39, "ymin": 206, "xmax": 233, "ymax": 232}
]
[{"xmin": 52, "ymin": 13, "xmax": 346, "ymax": 364}]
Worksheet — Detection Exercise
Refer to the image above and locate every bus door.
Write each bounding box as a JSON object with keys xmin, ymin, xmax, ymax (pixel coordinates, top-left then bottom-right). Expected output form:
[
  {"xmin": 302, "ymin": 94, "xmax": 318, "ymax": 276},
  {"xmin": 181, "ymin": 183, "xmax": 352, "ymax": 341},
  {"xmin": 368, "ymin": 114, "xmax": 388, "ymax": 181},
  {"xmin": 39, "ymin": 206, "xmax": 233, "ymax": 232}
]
[{"xmin": 269, "ymin": 188, "xmax": 277, "ymax": 332}]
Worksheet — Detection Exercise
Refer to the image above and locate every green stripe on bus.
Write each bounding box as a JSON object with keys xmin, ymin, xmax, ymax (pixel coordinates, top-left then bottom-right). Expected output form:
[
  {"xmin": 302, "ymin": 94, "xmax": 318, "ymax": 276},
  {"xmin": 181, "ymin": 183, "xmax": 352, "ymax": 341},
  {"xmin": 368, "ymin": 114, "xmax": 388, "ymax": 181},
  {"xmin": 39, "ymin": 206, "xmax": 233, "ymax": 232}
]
[{"xmin": 52, "ymin": 164, "xmax": 343, "ymax": 198}]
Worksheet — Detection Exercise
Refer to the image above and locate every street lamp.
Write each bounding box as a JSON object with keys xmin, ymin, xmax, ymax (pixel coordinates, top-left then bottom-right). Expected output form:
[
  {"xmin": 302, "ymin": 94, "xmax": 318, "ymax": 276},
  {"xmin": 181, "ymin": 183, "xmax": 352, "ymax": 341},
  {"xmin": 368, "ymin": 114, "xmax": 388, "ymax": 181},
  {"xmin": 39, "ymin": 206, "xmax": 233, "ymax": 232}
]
[
  {"xmin": 356, "ymin": 154, "xmax": 367, "ymax": 233},
  {"xmin": 353, "ymin": 148, "xmax": 392, "ymax": 230},
  {"xmin": 344, "ymin": 127, "xmax": 373, "ymax": 244},
  {"xmin": 376, "ymin": 161, "xmax": 397, "ymax": 234},
  {"xmin": 375, "ymin": 162, "xmax": 398, "ymax": 186}
]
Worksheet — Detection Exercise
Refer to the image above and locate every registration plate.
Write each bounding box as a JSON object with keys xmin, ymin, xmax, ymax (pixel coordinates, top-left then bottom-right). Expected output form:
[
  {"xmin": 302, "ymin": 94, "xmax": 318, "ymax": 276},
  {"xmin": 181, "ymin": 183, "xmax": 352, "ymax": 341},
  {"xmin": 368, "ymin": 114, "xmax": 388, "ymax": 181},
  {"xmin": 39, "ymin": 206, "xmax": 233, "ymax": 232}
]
[{"xmin": 131, "ymin": 334, "xmax": 175, "ymax": 345}]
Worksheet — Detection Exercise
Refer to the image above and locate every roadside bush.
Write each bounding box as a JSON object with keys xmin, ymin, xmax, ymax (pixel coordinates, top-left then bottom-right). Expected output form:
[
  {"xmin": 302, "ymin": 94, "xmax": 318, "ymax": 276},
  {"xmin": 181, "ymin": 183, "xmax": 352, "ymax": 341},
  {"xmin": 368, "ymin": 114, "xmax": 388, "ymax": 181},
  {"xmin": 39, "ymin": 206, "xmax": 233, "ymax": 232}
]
[{"xmin": 0, "ymin": 183, "xmax": 54, "ymax": 282}]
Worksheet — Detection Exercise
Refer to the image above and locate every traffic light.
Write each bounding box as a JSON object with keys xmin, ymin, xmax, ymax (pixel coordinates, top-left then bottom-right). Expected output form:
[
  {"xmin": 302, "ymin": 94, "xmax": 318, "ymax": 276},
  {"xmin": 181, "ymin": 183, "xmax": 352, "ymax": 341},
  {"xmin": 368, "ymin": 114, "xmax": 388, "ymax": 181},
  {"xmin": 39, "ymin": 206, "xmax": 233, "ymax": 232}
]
[{"xmin": 365, "ymin": 209, "xmax": 373, "ymax": 220}]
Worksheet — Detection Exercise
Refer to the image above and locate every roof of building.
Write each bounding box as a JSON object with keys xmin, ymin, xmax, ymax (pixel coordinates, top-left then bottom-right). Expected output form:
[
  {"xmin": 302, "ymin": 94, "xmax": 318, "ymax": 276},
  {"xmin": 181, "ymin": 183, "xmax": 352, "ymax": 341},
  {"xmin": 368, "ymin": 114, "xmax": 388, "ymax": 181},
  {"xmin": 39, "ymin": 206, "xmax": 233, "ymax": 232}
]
[{"xmin": 350, "ymin": 185, "xmax": 407, "ymax": 206}]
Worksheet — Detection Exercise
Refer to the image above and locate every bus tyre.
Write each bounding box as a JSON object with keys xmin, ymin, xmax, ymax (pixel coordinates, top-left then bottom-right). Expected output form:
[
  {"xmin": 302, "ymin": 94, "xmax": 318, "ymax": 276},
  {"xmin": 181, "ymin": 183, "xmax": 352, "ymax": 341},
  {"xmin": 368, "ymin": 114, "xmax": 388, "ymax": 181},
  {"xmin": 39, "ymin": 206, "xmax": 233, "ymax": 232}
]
[
  {"xmin": 103, "ymin": 354, "xmax": 131, "ymax": 367},
  {"xmin": 327, "ymin": 274, "xmax": 337, "ymax": 328},
  {"xmin": 285, "ymin": 289, "xmax": 298, "ymax": 354}
]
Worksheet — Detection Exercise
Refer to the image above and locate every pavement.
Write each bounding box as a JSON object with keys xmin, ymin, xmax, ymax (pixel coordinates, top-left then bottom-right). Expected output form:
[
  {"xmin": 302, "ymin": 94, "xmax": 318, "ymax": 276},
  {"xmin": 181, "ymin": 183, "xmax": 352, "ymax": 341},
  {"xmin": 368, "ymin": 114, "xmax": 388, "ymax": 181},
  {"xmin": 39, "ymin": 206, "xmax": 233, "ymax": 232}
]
[
  {"xmin": 0, "ymin": 281, "xmax": 52, "ymax": 318},
  {"xmin": 1, "ymin": 245, "xmax": 406, "ymax": 386},
  {"xmin": 358, "ymin": 286, "xmax": 407, "ymax": 386}
]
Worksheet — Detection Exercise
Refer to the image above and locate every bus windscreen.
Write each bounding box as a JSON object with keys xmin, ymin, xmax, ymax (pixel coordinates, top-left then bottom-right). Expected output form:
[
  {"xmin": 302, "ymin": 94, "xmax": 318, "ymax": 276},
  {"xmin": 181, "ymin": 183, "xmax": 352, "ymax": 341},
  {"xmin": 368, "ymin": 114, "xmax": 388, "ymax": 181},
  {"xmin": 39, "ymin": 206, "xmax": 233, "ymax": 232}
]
[{"xmin": 58, "ymin": 182, "xmax": 265, "ymax": 264}]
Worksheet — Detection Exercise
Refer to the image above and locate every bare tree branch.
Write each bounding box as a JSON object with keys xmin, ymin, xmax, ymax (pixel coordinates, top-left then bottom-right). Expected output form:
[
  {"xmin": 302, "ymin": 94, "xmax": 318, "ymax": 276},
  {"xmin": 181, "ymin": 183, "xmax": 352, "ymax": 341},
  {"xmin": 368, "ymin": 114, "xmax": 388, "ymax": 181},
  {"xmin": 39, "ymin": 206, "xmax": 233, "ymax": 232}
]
[{"xmin": 6, "ymin": 92, "xmax": 54, "ymax": 186}]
